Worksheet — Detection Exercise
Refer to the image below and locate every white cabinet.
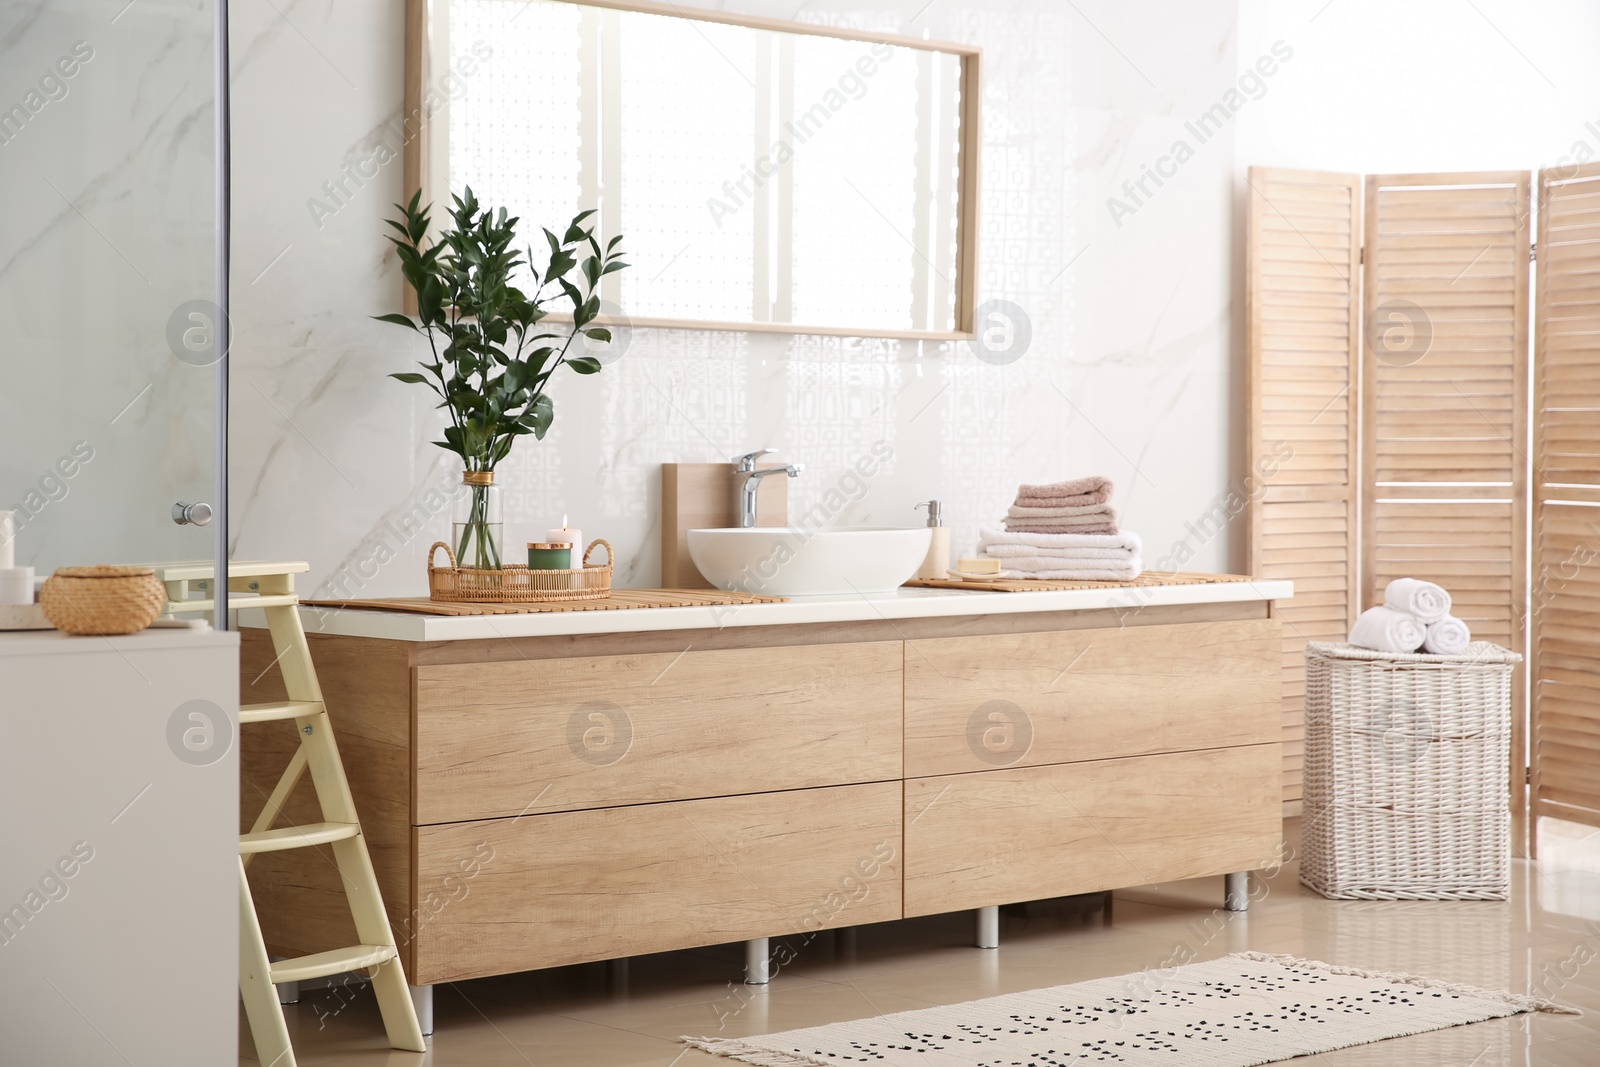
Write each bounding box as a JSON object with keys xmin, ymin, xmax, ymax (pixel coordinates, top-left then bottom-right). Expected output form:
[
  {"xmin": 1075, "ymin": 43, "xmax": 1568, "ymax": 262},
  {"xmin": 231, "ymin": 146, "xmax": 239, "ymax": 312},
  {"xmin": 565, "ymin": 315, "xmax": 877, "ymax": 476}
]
[{"xmin": 0, "ymin": 628, "xmax": 239, "ymax": 1066}]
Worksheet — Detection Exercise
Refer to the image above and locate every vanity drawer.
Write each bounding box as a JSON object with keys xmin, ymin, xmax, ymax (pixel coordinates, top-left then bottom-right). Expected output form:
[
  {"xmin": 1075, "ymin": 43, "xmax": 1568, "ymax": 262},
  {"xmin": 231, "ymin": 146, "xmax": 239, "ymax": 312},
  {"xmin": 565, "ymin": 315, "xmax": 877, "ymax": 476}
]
[
  {"xmin": 413, "ymin": 641, "xmax": 903, "ymax": 823},
  {"xmin": 902, "ymin": 744, "xmax": 1280, "ymax": 917},
  {"xmin": 412, "ymin": 782, "xmax": 903, "ymax": 983},
  {"xmin": 903, "ymin": 620, "xmax": 1279, "ymax": 777}
]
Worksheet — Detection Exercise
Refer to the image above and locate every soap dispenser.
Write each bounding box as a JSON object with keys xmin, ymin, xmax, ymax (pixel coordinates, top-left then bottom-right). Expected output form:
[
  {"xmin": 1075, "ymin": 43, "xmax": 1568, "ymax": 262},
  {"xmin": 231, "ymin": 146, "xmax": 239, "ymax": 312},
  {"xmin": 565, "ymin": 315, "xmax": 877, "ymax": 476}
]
[{"xmin": 914, "ymin": 500, "xmax": 950, "ymax": 580}]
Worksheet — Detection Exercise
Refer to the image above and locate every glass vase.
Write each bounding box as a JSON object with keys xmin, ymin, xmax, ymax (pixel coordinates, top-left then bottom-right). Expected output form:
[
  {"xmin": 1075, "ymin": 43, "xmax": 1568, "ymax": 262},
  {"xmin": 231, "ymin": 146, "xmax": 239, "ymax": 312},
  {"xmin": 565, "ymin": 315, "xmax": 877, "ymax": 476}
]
[{"xmin": 453, "ymin": 471, "xmax": 503, "ymax": 569}]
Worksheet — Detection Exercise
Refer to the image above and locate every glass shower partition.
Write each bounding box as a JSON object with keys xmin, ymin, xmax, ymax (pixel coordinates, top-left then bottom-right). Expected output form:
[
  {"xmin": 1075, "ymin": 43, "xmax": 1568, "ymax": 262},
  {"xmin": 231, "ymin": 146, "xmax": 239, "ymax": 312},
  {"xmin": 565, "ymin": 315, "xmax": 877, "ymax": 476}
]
[{"xmin": 0, "ymin": 0, "xmax": 228, "ymax": 623}]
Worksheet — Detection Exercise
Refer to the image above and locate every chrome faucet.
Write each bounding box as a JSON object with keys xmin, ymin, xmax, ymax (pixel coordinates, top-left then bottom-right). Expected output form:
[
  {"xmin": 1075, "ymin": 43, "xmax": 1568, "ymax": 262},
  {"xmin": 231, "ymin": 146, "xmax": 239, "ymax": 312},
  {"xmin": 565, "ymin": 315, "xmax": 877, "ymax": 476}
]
[{"xmin": 733, "ymin": 449, "xmax": 804, "ymax": 528}]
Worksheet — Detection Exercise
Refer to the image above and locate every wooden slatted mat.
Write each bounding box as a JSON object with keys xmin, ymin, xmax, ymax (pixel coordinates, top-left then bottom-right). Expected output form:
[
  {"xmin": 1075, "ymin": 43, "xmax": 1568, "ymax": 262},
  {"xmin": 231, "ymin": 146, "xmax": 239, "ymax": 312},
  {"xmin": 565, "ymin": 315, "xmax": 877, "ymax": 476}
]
[
  {"xmin": 1531, "ymin": 161, "xmax": 1600, "ymax": 836},
  {"xmin": 903, "ymin": 572, "xmax": 1260, "ymax": 592},
  {"xmin": 301, "ymin": 589, "xmax": 787, "ymax": 615},
  {"xmin": 1244, "ymin": 166, "xmax": 1363, "ymax": 809}
]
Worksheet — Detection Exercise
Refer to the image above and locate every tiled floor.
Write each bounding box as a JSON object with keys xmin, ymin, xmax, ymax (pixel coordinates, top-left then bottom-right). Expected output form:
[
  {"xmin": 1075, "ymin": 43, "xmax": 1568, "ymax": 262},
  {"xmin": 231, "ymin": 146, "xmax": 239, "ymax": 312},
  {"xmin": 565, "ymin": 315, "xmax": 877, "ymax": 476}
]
[{"xmin": 242, "ymin": 818, "xmax": 1600, "ymax": 1066}]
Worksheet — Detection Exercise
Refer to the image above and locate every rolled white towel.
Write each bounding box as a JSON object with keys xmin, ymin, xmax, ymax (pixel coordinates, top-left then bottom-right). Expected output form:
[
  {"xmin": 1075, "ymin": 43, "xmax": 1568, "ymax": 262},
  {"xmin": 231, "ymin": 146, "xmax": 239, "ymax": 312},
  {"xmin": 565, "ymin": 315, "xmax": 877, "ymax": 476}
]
[
  {"xmin": 1384, "ymin": 578, "xmax": 1451, "ymax": 625},
  {"xmin": 1422, "ymin": 614, "xmax": 1471, "ymax": 655},
  {"xmin": 979, "ymin": 526, "xmax": 1142, "ymax": 553},
  {"xmin": 1348, "ymin": 606, "xmax": 1425, "ymax": 654}
]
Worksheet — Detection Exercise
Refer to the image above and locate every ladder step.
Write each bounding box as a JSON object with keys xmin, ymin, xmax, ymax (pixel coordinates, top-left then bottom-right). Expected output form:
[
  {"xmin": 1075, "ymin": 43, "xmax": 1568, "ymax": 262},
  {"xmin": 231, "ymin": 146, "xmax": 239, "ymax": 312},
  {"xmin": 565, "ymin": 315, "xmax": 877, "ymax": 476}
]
[
  {"xmin": 239, "ymin": 700, "xmax": 324, "ymax": 725},
  {"xmin": 269, "ymin": 945, "xmax": 396, "ymax": 985},
  {"xmin": 234, "ymin": 594, "xmax": 301, "ymax": 609},
  {"xmin": 240, "ymin": 821, "xmax": 361, "ymax": 855}
]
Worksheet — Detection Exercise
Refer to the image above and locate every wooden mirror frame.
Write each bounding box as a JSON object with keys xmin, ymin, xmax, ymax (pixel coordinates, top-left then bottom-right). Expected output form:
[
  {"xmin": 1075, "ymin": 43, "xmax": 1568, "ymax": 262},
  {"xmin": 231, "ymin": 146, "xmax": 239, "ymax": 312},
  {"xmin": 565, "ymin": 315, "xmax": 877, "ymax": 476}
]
[{"xmin": 402, "ymin": 0, "xmax": 981, "ymax": 340}]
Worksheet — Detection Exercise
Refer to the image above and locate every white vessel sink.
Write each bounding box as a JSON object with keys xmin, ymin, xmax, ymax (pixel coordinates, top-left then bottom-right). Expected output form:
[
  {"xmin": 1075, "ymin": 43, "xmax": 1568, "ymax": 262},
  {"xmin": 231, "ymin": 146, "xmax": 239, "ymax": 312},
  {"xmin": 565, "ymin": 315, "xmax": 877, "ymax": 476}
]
[{"xmin": 687, "ymin": 526, "xmax": 933, "ymax": 596}]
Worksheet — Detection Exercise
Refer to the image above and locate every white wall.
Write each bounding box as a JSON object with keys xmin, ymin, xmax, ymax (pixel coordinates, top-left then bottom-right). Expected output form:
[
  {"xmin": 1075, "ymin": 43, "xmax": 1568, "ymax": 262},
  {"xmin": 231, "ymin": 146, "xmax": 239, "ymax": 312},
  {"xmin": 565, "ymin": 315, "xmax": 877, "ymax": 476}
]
[
  {"xmin": 228, "ymin": 0, "xmax": 1247, "ymax": 596},
  {"xmin": 1237, "ymin": 0, "xmax": 1600, "ymax": 176}
]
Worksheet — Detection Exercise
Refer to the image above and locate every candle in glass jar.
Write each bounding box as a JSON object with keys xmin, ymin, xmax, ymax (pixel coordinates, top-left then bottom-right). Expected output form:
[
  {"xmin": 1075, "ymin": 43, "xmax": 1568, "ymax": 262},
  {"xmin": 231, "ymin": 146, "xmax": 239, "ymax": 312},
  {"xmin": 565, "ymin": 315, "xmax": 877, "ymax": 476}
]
[{"xmin": 546, "ymin": 515, "xmax": 582, "ymax": 561}]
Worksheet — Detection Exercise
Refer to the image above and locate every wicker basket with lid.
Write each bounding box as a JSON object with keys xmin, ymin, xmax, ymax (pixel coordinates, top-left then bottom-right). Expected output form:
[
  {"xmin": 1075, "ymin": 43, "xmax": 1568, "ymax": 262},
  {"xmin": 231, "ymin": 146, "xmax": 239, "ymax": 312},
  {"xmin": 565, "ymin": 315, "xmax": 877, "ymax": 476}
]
[{"xmin": 39, "ymin": 565, "xmax": 167, "ymax": 635}]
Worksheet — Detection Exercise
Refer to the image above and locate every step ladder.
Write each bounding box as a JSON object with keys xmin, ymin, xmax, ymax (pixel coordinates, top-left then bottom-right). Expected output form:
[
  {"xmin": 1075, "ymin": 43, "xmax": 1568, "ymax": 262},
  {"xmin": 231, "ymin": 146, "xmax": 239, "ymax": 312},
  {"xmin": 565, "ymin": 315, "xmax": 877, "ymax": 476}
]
[{"xmin": 157, "ymin": 561, "xmax": 426, "ymax": 1067}]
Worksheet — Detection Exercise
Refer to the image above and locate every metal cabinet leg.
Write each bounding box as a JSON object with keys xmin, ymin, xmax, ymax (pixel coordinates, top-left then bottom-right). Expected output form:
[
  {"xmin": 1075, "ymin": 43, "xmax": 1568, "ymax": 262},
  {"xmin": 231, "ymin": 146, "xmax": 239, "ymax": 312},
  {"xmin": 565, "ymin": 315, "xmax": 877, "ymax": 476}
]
[
  {"xmin": 409, "ymin": 984, "xmax": 434, "ymax": 1037},
  {"xmin": 1225, "ymin": 871, "xmax": 1250, "ymax": 912},
  {"xmin": 744, "ymin": 937, "xmax": 770, "ymax": 985},
  {"xmin": 975, "ymin": 905, "xmax": 999, "ymax": 949}
]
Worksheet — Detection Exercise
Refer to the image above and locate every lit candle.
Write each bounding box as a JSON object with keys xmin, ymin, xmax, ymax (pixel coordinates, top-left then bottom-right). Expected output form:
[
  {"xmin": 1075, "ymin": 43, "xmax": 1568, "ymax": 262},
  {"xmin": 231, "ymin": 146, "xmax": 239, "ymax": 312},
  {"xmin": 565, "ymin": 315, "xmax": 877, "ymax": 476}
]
[{"xmin": 546, "ymin": 515, "xmax": 582, "ymax": 562}]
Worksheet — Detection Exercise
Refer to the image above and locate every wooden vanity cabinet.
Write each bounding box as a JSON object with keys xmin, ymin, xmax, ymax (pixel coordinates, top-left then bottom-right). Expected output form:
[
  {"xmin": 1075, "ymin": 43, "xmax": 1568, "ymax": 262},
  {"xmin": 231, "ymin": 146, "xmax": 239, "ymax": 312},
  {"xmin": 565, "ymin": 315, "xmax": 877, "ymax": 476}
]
[{"xmin": 239, "ymin": 600, "xmax": 1282, "ymax": 986}]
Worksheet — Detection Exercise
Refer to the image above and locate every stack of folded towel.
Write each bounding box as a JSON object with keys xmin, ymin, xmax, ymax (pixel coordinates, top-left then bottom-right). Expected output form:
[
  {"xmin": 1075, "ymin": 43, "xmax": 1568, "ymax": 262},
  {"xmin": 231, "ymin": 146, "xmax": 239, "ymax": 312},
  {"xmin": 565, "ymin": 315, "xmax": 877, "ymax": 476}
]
[
  {"xmin": 1348, "ymin": 578, "xmax": 1471, "ymax": 655},
  {"xmin": 979, "ymin": 476, "xmax": 1142, "ymax": 580},
  {"xmin": 1003, "ymin": 476, "xmax": 1119, "ymax": 535}
]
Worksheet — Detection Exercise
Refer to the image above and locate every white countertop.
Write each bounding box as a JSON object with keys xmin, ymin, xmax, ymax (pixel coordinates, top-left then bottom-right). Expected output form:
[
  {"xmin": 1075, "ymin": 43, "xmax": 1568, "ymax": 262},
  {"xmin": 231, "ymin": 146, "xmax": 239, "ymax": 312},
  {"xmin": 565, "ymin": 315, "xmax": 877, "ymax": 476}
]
[
  {"xmin": 274, "ymin": 579, "xmax": 1294, "ymax": 643},
  {"xmin": 0, "ymin": 623, "xmax": 238, "ymax": 657}
]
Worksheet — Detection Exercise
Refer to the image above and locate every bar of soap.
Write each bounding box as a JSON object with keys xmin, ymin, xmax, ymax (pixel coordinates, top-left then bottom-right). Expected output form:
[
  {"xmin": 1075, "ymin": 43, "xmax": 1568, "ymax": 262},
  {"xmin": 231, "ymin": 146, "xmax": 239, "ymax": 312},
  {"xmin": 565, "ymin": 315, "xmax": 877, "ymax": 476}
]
[{"xmin": 955, "ymin": 557, "xmax": 1001, "ymax": 575}]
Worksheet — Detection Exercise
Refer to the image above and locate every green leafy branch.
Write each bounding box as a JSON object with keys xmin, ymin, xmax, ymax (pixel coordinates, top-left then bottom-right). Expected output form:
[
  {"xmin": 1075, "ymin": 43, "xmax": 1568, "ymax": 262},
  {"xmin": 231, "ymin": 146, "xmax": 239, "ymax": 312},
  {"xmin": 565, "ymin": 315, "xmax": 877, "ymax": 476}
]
[{"xmin": 375, "ymin": 187, "xmax": 629, "ymax": 472}]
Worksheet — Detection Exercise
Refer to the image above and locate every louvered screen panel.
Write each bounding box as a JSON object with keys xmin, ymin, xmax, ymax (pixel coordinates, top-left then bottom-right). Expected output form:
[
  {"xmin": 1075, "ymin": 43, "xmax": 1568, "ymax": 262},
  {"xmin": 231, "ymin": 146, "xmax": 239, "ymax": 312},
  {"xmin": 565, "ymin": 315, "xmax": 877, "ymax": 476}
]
[
  {"xmin": 1361, "ymin": 173, "xmax": 1529, "ymax": 662},
  {"xmin": 1531, "ymin": 162, "xmax": 1600, "ymax": 832},
  {"xmin": 1245, "ymin": 167, "xmax": 1362, "ymax": 810}
]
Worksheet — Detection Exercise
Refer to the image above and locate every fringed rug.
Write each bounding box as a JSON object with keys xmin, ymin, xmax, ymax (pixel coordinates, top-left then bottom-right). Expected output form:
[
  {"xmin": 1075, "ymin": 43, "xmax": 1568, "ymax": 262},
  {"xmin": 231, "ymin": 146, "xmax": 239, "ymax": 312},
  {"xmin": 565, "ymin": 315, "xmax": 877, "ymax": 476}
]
[{"xmin": 684, "ymin": 952, "xmax": 1573, "ymax": 1066}]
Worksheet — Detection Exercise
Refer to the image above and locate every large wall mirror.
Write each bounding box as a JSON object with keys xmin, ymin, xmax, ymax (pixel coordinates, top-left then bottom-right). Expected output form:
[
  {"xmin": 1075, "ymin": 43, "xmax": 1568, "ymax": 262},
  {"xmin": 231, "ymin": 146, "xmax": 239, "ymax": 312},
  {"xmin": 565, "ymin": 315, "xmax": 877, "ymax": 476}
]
[{"xmin": 406, "ymin": 0, "xmax": 980, "ymax": 339}]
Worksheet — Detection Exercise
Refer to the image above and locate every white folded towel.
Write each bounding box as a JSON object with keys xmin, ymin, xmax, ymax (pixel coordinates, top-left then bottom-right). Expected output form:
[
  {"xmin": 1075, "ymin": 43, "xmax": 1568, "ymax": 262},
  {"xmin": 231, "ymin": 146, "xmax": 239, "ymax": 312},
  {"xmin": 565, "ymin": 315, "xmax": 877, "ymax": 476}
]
[
  {"xmin": 1384, "ymin": 578, "xmax": 1451, "ymax": 625},
  {"xmin": 1005, "ymin": 561, "xmax": 1145, "ymax": 581},
  {"xmin": 1348, "ymin": 606, "xmax": 1425, "ymax": 654},
  {"xmin": 1006, "ymin": 504, "xmax": 1118, "ymax": 520},
  {"xmin": 983, "ymin": 543, "xmax": 1136, "ymax": 562},
  {"xmin": 1000, "ymin": 556, "xmax": 1142, "ymax": 573},
  {"xmin": 978, "ymin": 526, "xmax": 1142, "ymax": 554},
  {"xmin": 1422, "ymin": 614, "xmax": 1471, "ymax": 655}
]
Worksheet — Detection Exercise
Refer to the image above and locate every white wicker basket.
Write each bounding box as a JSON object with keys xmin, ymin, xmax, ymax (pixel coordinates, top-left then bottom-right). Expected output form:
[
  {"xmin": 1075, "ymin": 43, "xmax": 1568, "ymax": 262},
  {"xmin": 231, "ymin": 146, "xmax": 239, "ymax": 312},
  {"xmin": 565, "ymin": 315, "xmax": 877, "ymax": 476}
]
[{"xmin": 1300, "ymin": 640, "xmax": 1520, "ymax": 901}]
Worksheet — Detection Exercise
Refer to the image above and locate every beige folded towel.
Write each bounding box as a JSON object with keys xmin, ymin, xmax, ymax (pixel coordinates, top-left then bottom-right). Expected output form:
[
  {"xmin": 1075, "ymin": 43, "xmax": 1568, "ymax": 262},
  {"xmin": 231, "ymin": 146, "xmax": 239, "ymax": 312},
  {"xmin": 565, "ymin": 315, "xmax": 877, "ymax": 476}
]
[
  {"xmin": 1015, "ymin": 476, "xmax": 1113, "ymax": 508},
  {"xmin": 1003, "ymin": 522, "xmax": 1119, "ymax": 536}
]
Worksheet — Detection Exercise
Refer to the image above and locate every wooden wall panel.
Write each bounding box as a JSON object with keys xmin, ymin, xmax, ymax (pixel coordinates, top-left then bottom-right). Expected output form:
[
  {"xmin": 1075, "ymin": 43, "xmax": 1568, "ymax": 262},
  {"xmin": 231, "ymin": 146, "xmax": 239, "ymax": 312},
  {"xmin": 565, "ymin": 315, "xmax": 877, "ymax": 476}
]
[
  {"xmin": 1245, "ymin": 166, "xmax": 1362, "ymax": 808},
  {"xmin": 1531, "ymin": 162, "xmax": 1600, "ymax": 835}
]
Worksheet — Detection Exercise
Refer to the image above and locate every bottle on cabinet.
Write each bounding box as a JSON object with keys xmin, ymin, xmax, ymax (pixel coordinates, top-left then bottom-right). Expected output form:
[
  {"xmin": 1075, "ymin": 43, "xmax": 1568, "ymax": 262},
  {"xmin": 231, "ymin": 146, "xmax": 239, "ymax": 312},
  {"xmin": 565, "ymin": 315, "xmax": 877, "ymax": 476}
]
[{"xmin": 914, "ymin": 500, "xmax": 950, "ymax": 580}]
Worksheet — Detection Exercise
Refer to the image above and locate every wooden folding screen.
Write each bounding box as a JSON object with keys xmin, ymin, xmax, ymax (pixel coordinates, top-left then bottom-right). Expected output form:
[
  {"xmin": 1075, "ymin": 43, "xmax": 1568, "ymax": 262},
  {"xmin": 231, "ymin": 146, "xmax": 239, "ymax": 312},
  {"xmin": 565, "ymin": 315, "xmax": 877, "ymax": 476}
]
[
  {"xmin": 1360, "ymin": 172, "xmax": 1530, "ymax": 647},
  {"xmin": 1245, "ymin": 167, "xmax": 1363, "ymax": 809},
  {"xmin": 1247, "ymin": 168, "xmax": 1531, "ymax": 812},
  {"xmin": 1531, "ymin": 162, "xmax": 1600, "ymax": 834}
]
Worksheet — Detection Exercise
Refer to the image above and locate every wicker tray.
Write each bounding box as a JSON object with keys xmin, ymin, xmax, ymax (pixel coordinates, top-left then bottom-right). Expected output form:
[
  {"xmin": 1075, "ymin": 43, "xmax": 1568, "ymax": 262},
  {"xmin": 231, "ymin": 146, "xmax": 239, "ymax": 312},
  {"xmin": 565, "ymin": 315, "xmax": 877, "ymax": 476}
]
[
  {"xmin": 428, "ymin": 539, "xmax": 613, "ymax": 603},
  {"xmin": 1300, "ymin": 640, "xmax": 1521, "ymax": 901}
]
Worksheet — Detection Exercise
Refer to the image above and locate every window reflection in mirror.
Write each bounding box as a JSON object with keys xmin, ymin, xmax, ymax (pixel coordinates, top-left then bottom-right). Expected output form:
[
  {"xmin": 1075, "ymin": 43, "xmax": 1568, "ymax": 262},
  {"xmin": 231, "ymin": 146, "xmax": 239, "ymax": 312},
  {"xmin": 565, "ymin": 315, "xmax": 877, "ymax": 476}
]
[{"xmin": 416, "ymin": 0, "xmax": 978, "ymax": 337}]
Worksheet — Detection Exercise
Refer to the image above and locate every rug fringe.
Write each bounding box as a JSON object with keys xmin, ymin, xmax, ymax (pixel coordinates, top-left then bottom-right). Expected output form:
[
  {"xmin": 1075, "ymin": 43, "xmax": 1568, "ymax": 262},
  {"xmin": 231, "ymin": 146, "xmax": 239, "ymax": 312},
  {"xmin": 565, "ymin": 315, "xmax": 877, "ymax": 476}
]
[
  {"xmin": 681, "ymin": 1036, "xmax": 832, "ymax": 1066},
  {"xmin": 1232, "ymin": 951, "xmax": 1581, "ymax": 1015}
]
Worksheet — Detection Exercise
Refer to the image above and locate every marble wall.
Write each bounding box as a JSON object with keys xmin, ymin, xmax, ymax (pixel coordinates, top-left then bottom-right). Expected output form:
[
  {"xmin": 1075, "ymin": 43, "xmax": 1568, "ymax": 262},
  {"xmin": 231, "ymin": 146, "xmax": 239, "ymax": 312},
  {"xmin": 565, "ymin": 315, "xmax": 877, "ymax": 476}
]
[{"xmin": 229, "ymin": 0, "xmax": 1247, "ymax": 597}]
